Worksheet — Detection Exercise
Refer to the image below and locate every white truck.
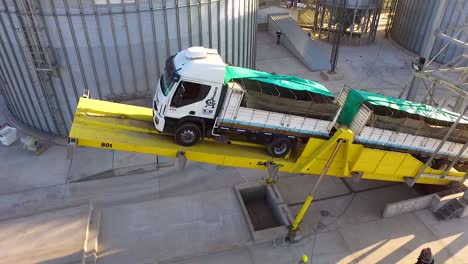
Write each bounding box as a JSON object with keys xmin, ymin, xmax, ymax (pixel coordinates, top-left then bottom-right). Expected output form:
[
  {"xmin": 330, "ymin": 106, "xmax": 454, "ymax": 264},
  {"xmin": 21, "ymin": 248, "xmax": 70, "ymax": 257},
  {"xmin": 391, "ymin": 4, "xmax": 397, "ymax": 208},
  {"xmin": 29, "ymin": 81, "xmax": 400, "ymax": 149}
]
[
  {"xmin": 153, "ymin": 46, "xmax": 339, "ymax": 157},
  {"xmin": 153, "ymin": 46, "xmax": 468, "ymax": 168}
]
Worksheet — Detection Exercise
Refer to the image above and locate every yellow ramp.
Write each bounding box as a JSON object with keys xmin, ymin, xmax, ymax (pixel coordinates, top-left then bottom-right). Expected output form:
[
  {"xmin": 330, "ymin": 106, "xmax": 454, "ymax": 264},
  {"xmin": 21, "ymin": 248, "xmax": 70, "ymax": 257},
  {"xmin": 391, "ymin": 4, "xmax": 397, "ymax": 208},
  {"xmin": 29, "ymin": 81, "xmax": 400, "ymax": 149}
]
[{"xmin": 69, "ymin": 98, "xmax": 466, "ymax": 185}]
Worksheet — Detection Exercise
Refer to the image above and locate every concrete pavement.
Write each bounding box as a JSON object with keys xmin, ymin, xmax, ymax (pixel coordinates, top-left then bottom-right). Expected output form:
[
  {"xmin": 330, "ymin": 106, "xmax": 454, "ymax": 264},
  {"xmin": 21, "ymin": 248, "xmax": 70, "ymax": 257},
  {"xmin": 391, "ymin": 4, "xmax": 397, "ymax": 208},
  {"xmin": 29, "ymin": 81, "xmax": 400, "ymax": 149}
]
[{"xmin": 0, "ymin": 204, "xmax": 88, "ymax": 264}]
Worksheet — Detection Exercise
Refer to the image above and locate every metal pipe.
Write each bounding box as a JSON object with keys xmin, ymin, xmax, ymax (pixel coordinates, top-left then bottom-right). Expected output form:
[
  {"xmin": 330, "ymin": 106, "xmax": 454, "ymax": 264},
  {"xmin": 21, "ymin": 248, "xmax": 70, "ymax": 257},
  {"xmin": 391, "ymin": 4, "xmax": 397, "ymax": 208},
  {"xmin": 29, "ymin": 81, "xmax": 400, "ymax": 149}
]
[
  {"xmin": 288, "ymin": 139, "xmax": 344, "ymax": 238},
  {"xmin": 437, "ymin": 31, "xmax": 468, "ymax": 49}
]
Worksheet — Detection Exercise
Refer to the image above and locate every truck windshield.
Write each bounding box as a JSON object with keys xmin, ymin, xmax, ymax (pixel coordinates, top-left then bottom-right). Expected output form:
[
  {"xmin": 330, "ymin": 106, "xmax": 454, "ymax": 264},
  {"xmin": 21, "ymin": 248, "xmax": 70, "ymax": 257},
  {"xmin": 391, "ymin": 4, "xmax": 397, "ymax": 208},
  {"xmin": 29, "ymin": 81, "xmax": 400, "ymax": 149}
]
[{"xmin": 160, "ymin": 56, "xmax": 176, "ymax": 96}]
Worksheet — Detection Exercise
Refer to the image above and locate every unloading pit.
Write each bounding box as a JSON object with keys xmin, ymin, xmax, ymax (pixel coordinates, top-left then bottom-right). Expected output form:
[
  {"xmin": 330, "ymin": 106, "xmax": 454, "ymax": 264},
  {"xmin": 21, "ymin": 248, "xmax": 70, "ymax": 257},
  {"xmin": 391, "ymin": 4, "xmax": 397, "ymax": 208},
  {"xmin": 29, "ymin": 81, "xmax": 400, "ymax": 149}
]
[
  {"xmin": 240, "ymin": 186, "xmax": 282, "ymax": 231},
  {"xmin": 235, "ymin": 183, "xmax": 293, "ymax": 241}
]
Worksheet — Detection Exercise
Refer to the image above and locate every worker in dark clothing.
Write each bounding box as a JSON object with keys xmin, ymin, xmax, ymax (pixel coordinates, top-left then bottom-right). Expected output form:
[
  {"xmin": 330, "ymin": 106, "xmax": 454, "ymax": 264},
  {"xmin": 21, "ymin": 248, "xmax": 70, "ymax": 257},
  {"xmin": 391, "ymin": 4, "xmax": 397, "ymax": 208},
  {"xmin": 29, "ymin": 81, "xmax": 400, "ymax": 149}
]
[{"xmin": 416, "ymin": 248, "xmax": 434, "ymax": 264}]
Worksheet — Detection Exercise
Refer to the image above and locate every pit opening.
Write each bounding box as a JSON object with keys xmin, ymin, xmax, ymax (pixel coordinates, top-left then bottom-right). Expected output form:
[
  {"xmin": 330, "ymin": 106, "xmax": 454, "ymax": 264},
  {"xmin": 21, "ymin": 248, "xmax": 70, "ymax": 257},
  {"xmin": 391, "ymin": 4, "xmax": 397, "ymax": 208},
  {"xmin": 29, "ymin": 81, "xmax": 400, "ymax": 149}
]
[{"xmin": 239, "ymin": 186, "xmax": 283, "ymax": 231}]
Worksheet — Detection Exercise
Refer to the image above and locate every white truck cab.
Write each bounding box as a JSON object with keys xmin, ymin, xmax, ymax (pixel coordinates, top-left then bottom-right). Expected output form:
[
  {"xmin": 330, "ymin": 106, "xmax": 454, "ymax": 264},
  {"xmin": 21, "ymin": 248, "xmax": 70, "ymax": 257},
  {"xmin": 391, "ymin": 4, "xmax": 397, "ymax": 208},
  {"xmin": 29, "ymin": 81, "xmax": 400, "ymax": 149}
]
[{"xmin": 153, "ymin": 47, "xmax": 225, "ymax": 142}]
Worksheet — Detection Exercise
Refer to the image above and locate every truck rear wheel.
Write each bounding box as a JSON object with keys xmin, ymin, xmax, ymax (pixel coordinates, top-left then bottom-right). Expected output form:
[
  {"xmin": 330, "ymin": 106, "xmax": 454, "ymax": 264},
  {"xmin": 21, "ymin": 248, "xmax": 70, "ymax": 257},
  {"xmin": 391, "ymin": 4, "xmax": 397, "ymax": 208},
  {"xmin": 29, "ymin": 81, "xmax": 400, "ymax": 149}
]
[
  {"xmin": 175, "ymin": 122, "xmax": 201, "ymax": 146},
  {"xmin": 267, "ymin": 137, "xmax": 292, "ymax": 158}
]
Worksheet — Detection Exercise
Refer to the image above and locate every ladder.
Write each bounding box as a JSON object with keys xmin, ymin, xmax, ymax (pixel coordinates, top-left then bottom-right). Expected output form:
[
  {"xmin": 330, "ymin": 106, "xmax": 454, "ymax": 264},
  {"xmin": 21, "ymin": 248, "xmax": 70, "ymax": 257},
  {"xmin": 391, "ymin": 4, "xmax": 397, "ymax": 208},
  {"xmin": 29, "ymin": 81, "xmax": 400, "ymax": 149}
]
[{"xmin": 14, "ymin": 0, "xmax": 66, "ymax": 135}]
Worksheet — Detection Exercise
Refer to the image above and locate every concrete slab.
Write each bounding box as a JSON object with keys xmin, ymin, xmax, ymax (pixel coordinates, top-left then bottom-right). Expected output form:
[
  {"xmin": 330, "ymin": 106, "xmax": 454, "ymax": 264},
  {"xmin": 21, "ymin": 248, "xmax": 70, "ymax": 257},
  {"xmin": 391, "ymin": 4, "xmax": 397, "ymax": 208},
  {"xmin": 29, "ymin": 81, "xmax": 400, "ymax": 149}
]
[
  {"xmin": 169, "ymin": 248, "xmax": 253, "ymax": 264},
  {"xmin": 255, "ymin": 30, "xmax": 415, "ymax": 100},
  {"xmin": 112, "ymin": 150, "xmax": 157, "ymax": 169},
  {"xmin": 157, "ymin": 161, "xmax": 266, "ymax": 199},
  {"xmin": 0, "ymin": 204, "xmax": 89, "ymax": 264},
  {"xmin": 97, "ymin": 188, "xmax": 251, "ymax": 264},
  {"xmin": 311, "ymin": 231, "xmax": 353, "ymax": 263},
  {"xmin": 0, "ymin": 142, "xmax": 69, "ymax": 195},
  {"xmin": 343, "ymin": 177, "xmax": 399, "ymax": 192},
  {"xmin": 276, "ymin": 174, "xmax": 350, "ymax": 204},
  {"xmin": 339, "ymin": 213, "xmax": 454, "ymax": 264},
  {"xmin": 320, "ymin": 70, "xmax": 345, "ymax": 81},
  {"xmin": 415, "ymin": 209, "xmax": 468, "ymax": 263},
  {"xmin": 68, "ymin": 147, "xmax": 114, "ymax": 182},
  {"xmin": 336, "ymin": 184, "xmax": 418, "ymax": 226},
  {"xmin": 0, "ymin": 170, "xmax": 162, "ymax": 221}
]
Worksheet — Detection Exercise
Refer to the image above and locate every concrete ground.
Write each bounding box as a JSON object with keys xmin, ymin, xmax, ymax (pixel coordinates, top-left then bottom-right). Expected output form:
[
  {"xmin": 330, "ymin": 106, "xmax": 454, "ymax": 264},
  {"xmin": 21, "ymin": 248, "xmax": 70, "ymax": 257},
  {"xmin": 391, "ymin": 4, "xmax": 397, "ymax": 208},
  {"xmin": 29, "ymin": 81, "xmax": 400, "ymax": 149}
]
[
  {"xmin": 255, "ymin": 30, "xmax": 413, "ymax": 98},
  {"xmin": 0, "ymin": 22, "xmax": 467, "ymax": 264},
  {"xmin": 0, "ymin": 204, "xmax": 89, "ymax": 264}
]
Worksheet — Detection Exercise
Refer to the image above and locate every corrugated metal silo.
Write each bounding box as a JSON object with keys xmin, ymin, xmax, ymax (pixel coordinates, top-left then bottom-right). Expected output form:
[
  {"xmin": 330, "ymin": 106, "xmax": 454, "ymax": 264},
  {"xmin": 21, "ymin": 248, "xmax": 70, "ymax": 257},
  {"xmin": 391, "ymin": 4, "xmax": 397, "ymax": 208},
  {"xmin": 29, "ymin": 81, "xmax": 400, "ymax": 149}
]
[
  {"xmin": 389, "ymin": 0, "xmax": 467, "ymax": 64},
  {"xmin": 0, "ymin": 0, "xmax": 258, "ymax": 136}
]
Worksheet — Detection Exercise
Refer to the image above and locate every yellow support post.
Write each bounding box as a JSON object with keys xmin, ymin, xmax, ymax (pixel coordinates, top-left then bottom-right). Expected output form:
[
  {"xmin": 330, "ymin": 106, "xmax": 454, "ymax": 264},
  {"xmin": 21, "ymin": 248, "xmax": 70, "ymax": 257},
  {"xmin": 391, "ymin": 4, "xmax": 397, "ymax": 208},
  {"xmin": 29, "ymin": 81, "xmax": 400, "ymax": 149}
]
[
  {"xmin": 288, "ymin": 139, "xmax": 345, "ymax": 240},
  {"xmin": 290, "ymin": 194, "xmax": 314, "ymax": 230}
]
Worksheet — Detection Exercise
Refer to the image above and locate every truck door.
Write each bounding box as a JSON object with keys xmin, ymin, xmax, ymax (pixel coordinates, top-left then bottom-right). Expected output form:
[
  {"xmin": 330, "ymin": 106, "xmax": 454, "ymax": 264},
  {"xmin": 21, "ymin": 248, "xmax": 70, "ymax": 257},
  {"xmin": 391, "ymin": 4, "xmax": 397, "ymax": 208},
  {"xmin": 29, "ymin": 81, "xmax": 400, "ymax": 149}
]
[{"xmin": 167, "ymin": 80, "xmax": 218, "ymax": 120}]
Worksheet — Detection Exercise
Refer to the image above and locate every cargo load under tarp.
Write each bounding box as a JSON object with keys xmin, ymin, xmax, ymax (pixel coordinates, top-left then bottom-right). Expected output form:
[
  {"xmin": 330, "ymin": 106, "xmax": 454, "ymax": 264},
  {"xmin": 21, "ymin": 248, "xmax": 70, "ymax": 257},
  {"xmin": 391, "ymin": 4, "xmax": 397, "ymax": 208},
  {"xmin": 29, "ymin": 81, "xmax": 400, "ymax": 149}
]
[
  {"xmin": 224, "ymin": 66, "xmax": 339, "ymax": 120},
  {"xmin": 339, "ymin": 89, "xmax": 468, "ymax": 143},
  {"xmin": 224, "ymin": 66, "xmax": 333, "ymax": 97}
]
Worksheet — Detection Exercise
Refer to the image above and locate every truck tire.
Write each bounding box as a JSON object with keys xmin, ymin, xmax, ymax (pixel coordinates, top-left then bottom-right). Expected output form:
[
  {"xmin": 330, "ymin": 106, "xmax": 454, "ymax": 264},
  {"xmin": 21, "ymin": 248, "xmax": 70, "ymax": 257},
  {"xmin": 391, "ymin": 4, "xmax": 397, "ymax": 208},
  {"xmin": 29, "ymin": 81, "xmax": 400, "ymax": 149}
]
[
  {"xmin": 175, "ymin": 122, "xmax": 201, "ymax": 146},
  {"xmin": 267, "ymin": 137, "xmax": 292, "ymax": 158}
]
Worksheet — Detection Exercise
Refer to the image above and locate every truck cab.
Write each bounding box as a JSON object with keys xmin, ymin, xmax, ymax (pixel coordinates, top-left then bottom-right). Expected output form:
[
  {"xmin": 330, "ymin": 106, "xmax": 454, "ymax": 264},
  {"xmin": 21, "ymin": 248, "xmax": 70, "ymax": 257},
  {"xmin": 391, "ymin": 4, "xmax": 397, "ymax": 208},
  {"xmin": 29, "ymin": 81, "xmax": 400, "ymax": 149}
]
[{"xmin": 153, "ymin": 47, "xmax": 225, "ymax": 146}]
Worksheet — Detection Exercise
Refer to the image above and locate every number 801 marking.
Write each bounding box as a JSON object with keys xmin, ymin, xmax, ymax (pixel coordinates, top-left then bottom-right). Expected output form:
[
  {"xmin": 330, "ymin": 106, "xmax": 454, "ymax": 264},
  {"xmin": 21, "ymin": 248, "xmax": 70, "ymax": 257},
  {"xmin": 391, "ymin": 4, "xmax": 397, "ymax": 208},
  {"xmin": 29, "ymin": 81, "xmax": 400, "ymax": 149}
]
[{"xmin": 101, "ymin": 142, "xmax": 112, "ymax": 148}]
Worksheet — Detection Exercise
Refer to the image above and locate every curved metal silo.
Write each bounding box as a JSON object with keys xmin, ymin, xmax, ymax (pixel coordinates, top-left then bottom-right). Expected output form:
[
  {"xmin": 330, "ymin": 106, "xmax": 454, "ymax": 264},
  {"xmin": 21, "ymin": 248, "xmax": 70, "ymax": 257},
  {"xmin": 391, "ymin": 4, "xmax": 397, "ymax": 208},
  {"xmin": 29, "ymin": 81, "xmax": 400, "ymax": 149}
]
[
  {"xmin": 389, "ymin": 0, "xmax": 467, "ymax": 64},
  {"xmin": 311, "ymin": 0, "xmax": 383, "ymax": 45},
  {"xmin": 0, "ymin": 0, "xmax": 258, "ymax": 136}
]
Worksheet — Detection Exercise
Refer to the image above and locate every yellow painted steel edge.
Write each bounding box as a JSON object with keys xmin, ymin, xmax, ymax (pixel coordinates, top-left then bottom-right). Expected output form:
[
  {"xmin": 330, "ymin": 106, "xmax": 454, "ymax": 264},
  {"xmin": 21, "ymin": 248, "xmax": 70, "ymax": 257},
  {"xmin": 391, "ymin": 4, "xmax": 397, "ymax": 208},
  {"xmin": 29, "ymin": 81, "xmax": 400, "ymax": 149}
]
[
  {"xmin": 70, "ymin": 121, "xmax": 298, "ymax": 170},
  {"xmin": 76, "ymin": 97, "xmax": 153, "ymax": 122}
]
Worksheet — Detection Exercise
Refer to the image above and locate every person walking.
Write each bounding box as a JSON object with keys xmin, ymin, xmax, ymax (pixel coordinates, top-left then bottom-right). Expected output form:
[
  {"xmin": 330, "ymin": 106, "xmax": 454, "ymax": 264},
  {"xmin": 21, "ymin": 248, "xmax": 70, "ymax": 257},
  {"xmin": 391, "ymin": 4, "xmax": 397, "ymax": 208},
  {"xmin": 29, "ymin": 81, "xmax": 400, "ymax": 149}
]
[{"xmin": 416, "ymin": 248, "xmax": 434, "ymax": 264}]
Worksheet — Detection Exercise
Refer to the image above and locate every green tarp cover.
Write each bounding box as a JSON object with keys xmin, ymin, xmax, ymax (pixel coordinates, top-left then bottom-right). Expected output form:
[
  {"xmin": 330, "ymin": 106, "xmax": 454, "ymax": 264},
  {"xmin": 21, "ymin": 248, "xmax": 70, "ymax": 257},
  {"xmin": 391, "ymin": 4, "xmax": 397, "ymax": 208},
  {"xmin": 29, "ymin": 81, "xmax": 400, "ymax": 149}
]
[
  {"xmin": 337, "ymin": 89, "xmax": 468, "ymax": 126},
  {"xmin": 224, "ymin": 66, "xmax": 333, "ymax": 97}
]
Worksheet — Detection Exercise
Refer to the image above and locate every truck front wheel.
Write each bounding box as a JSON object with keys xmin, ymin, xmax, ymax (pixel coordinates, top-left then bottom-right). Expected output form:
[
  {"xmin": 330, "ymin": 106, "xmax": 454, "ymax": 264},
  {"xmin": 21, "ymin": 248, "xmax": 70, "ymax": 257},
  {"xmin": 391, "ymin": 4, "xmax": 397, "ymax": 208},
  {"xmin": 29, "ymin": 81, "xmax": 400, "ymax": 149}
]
[
  {"xmin": 267, "ymin": 137, "xmax": 292, "ymax": 158},
  {"xmin": 175, "ymin": 122, "xmax": 201, "ymax": 146}
]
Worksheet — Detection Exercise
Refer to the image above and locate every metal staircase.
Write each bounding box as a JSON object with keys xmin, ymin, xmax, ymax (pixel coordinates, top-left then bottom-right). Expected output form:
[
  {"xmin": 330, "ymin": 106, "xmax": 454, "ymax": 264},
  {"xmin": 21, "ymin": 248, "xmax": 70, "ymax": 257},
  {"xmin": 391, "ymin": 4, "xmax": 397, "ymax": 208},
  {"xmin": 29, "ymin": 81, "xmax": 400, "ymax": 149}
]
[{"xmin": 14, "ymin": 0, "xmax": 66, "ymax": 135}]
